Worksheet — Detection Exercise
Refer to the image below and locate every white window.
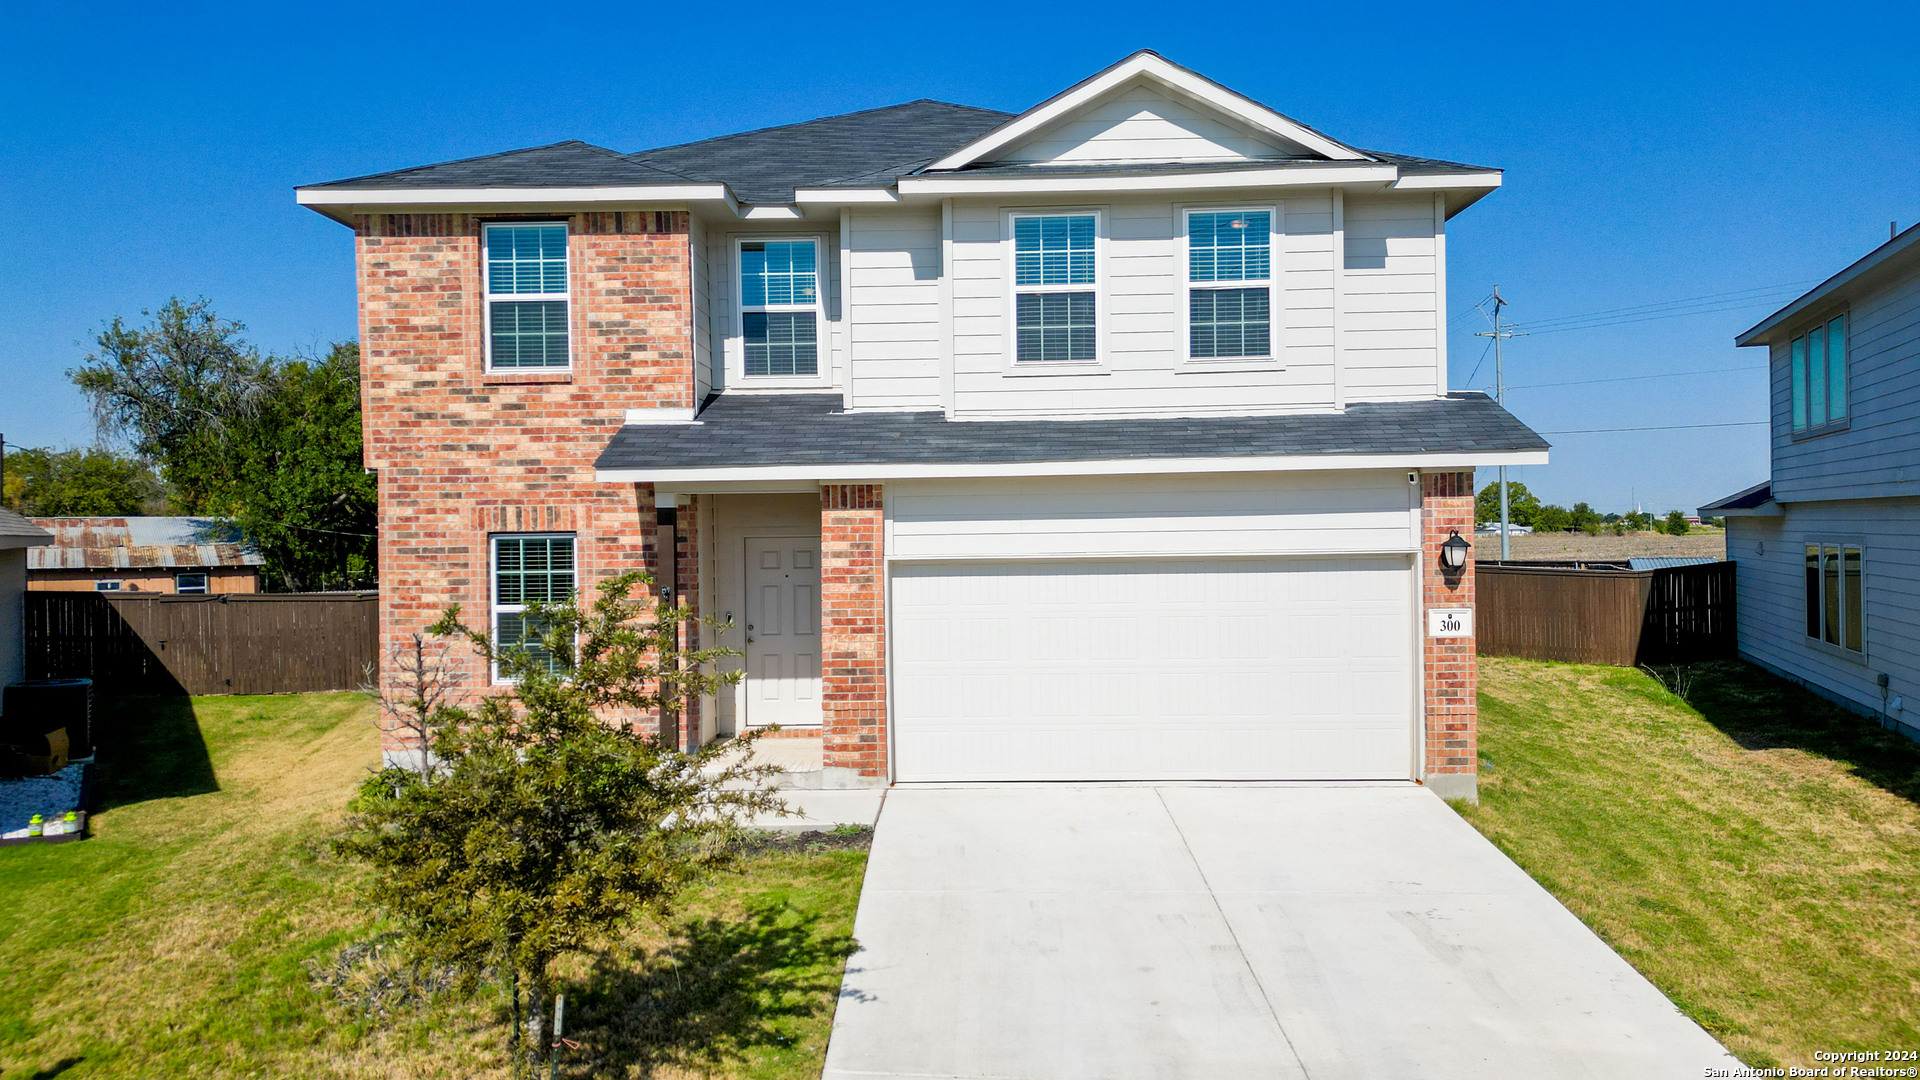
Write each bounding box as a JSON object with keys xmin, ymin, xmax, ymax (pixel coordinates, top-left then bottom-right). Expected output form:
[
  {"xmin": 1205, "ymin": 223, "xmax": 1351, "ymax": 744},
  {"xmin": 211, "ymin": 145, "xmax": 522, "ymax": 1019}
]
[
  {"xmin": 175, "ymin": 572, "xmax": 209, "ymax": 595},
  {"xmin": 1804, "ymin": 542, "xmax": 1864, "ymax": 654},
  {"xmin": 1012, "ymin": 213, "xmax": 1099, "ymax": 364},
  {"xmin": 483, "ymin": 222, "xmax": 571, "ymax": 371},
  {"xmin": 739, "ymin": 239, "xmax": 822, "ymax": 378},
  {"xmin": 491, "ymin": 534, "xmax": 576, "ymax": 679},
  {"xmin": 1789, "ymin": 313, "xmax": 1847, "ymax": 435},
  {"xmin": 93, "ymin": 580, "xmax": 121, "ymax": 592},
  {"xmin": 1185, "ymin": 208, "xmax": 1274, "ymax": 361}
]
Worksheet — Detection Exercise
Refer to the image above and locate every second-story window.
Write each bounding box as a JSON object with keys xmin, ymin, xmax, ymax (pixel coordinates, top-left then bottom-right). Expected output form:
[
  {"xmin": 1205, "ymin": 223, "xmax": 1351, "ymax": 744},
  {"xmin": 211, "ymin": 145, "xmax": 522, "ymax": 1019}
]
[
  {"xmin": 1187, "ymin": 209, "xmax": 1272, "ymax": 360},
  {"xmin": 484, "ymin": 223, "xmax": 571, "ymax": 371},
  {"xmin": 1013, "ymin": 213, "xmax": 1098, "ymax": 363},
  {"xmin": 741, "ymin": 239, "xmax": 821, "ymax": 377},
  {"xmin": 1790, "ymin": 313, "xmax": 1847, "ymax": 434}
]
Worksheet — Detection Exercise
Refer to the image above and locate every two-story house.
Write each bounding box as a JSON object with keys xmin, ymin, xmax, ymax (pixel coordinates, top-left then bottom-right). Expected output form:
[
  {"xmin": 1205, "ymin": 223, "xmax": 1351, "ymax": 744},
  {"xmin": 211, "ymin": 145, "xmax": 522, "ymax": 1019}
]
[
  {"xmin": 1703, "ymin": 223, "xmax": 1920, "ymax": 741},
  {"xmin": 298, "ymin": 51, "xmax": 1546, "ymax": 800}
]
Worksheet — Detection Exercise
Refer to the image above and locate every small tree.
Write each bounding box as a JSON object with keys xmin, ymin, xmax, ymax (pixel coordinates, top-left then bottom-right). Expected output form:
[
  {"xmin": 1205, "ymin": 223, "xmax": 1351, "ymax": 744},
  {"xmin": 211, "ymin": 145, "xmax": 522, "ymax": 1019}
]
[
  {"xmin": 1664, "ymin": 510, "xmax": 1691, "ymax": 535},
  {"xmin": 336, "ymin": 571, "xmax": 779, "ymax": 1078}
]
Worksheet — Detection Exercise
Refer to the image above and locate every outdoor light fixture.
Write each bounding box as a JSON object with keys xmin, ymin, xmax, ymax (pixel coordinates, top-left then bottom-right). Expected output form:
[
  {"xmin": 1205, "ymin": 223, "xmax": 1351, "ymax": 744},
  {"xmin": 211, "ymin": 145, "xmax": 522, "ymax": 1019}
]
[{"xmin": 1440, "ymin": 530, "xmax": 1471, "ymax": 572}]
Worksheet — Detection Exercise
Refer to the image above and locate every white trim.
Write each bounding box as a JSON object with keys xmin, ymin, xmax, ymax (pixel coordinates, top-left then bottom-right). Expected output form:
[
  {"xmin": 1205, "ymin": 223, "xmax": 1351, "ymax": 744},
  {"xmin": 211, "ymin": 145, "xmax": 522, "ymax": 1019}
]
[
  {"xmin": 898, "ymin": 164, "xmax": 1396, "ymax": 197},
  {"xmin": 1432, "ymin": 193, "xmax": 1448, "ymax": 398},
  {"xmin": 839, "ymin": 209, "xmax": 854, "ymax": 410},
  {"xmin": 1180, "ymin": 204, "xmax": 1283, "ymax": 371},
  {"xmin": 925, "ymin": 52, "xmax": 1365, "ymax": 171},
  {"xmin": 939, "ymin": 198, "xmax": 956, "ymax": 415},
  {"xmin": 743, "ymin": 206, "xmax": 804, "ymax": 220},
  {"xmin": 1390, "ymin": 172, "xmax": 1502, "ymax": 192},
  {"xmin": 623, "ymin": 407, "xmax": 699, "ymax": 425},
  {"xmin": 795, "ymin": 188, "xmax": 900, "ymax": 205},
  {"xmin": 596, "ymin": 450, "xmax": 1551, "ymax": 484},
  {"xmin": 483, "ymin": 221, "xmax": 572, "ymax": 374},
  {"xmin": 1005, "ymin": 208, "xmax": 1107, "ymax": 373},
  {"xmin": 295, "ymin": 184, "xmax": 732, "ymax": 207},
  {"xmin": 734, "ymin": 234, "xmax": 831, "ymax": 388},
  {"xmin": 1331, "ymin": 189, "xmax": 1346, "ymax": 409}
]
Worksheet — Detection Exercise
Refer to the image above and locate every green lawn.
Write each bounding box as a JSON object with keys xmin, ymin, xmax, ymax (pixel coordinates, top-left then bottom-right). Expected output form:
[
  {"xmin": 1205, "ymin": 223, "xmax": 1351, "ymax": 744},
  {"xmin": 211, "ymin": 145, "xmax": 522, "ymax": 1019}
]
[
  {"xmin": 0, "ymin": 693, "xmax": 868, "ymax": 1079},
  {"xmin": 1461, "ymin": 657, "xmax": 1920, "ymax": 1069}
]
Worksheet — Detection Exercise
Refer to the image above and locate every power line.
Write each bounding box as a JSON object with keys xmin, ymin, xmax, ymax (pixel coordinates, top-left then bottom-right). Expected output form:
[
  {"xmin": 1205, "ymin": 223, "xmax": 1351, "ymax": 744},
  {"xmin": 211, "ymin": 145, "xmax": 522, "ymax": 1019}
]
[
  {"xmin": 1539, "ymin": 421, "xmax": 1768, "ymax": 435},
  {"xmin": 1511, "ymin": 280, "xmax": 1818, "ymax": 331},
  {"xmin": 1505, "ymin": 365, "xmax": 1760, "ymax": 391}
]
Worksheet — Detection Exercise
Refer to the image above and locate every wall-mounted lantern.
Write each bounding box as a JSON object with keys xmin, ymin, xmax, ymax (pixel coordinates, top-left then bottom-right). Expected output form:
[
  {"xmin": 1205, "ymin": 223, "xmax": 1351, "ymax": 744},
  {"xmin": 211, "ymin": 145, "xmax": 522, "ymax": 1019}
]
[{"xmin": 1440, "ymin": 530, "xmax": 1471, "ymax": 573}]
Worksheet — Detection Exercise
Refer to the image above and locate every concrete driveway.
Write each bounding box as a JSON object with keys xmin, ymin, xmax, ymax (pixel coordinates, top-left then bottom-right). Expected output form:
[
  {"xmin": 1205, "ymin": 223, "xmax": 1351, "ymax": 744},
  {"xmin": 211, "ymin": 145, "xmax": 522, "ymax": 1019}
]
[{"xmin": 822, "ymin": 783, "xmax": 1741, "ymax": 1080}]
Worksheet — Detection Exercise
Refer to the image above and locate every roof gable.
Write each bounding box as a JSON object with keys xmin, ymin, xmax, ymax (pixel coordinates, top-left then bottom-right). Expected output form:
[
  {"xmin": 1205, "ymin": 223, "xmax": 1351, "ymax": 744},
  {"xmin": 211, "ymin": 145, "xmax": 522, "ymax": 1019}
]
[{"xmin": 927, "ymin": 51, "xmax": 1365, "ymax": 172}]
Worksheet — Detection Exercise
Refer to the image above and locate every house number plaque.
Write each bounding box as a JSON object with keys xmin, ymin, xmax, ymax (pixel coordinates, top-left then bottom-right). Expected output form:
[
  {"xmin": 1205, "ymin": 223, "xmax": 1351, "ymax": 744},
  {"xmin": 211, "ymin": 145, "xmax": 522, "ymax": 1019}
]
[{"xmin": 1426, "ymin": 608, "xmax": 1474, "ymax": 638}]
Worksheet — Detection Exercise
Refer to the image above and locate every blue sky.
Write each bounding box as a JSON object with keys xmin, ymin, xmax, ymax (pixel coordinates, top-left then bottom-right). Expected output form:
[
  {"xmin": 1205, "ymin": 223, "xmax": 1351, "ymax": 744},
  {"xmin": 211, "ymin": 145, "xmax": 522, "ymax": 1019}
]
[{"xmin": 4, "ymin": 1, "xmax": 1916, "ymax": 514}]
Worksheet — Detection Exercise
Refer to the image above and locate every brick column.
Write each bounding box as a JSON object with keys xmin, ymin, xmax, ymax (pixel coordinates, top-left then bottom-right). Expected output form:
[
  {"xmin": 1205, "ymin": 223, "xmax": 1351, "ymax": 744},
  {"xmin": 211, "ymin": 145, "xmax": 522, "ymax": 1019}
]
[
  {"xmin": 820, "ymin": 484, "xmax": 887, "ymax": 778},
  {"xmin": 673, "ymin": 494, "xmax": 703, "ymax": 749},
  {"xmin": 1421, "ymin": 470, "xmax": 1478, "ymax": 802}
]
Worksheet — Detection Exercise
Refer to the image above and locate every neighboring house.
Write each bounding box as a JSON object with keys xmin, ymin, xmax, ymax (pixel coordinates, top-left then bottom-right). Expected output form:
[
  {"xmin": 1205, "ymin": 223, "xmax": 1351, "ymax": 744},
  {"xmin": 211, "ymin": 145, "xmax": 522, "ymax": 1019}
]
[
  {"xmin": 27, "ymin": 517, "xmax": 263, "ymax": 595},
  {"xmin": 0, "ymin": 508, "xmax": 54, "ymax": 699},
  {"xmin": 1703, "ymin": 223, "xmax": 1920, "ymax": 739},
  {"xmin": 298, "ymin": 51, "xmax": 1546, "ymax": 798}
]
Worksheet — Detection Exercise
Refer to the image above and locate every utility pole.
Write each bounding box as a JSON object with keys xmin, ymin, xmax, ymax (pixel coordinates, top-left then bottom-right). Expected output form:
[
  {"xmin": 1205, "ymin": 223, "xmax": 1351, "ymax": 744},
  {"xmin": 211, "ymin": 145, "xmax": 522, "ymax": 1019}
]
[{"xmin": 1475, "ymin": 288, "xmax": 1521, "ymax": 560}]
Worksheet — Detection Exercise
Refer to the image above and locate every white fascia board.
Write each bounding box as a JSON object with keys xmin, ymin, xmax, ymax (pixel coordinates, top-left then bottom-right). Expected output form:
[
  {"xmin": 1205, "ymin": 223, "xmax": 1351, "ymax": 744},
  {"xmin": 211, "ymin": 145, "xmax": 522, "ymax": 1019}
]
[
  {"xmin": 596, "ymin": 449, "xmax": 1549, "ymax": 484},
  {"xmin": 898, "ymin": 164, "xmax": 1396, "ymax": 197},
  {"xmin": 1710, "ymin": 502, "xmax": 1783, "ymax": 517},
  {"xmin": 927, "ymin": 52, "xmax": 1365, "ymax": 171},
  {"xmin": 1391, "ymin": 171, "xmax": 1502, "ymax": 192},
  {"xmin": 742, "ymin": 205, "xmax": 805, "ymax": 220},
  {"xmin": 622, "ymin": 407, "xmax": 699, "ymax": 425},
  {"xmin": 794, "ymin": 188, "xmax": 900, "ymax": 205},
  {"xmin": 295, "ymin": 183, "xmax": 734, "ymax": 208}
]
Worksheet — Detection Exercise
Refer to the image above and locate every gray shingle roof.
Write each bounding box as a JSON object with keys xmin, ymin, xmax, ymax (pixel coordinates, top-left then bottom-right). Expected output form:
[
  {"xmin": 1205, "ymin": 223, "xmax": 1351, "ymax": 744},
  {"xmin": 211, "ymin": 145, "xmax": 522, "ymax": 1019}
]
[
  {"xmin": 1699, "ymin": 480, "xmax": 1773, "ymax": 513},
  {"xmin": 629, "ymin": 101, "xmax": 1013, "ymax": 204},
  {"xmin": 596, "ymin": 393, "xmax": 1546, "ymax": 473},
  {"xmin": 307, "ymin": 140, "xmax": 696, "ymax": 189},
  {"xmin": 0, "ymin": 507, "xmax": 52, "ymax": 544}
]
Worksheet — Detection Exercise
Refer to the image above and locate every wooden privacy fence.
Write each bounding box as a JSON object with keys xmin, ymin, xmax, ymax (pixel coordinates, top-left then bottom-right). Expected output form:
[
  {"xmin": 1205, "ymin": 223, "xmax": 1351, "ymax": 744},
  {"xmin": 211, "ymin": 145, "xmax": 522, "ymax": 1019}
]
[
  {"xmin": 25, "ymin": 592, "xmax": 379, "ymax": 695},
  {"xmin": 1477, "ymin": 561, "xmax": 1736, "ymax": 666}
]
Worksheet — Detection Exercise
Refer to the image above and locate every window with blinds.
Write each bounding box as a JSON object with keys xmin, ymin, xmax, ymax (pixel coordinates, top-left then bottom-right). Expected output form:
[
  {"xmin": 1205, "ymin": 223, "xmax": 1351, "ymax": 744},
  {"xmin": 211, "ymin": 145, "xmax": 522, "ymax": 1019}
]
[
  {"xmin": 1187, "ymin": 209, "xmax": 1273, "ymax": 360},
  {"xmin": 492, "ymin": 534, "xmax": 576, "ymax": 677},
  {"xmin": 484, "ymin": 223, "xmax": 571, "ymax": 370},
  {"xmin": 1013, "ymin": 214, "xmax": 1098, "ymax": 363},
  {"xmin": 741, "ymin": 239, "xmax": 821, "ymax": 377}
]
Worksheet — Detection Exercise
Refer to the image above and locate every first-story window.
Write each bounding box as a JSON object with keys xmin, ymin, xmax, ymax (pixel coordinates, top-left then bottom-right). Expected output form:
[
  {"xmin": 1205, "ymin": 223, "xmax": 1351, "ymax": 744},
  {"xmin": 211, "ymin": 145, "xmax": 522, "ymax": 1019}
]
[
  {"xmin": 484, "ymin": 222, "xmax": 571, "ymax": 371},
  {"xmin": 740, "ymin": 239, "xmax": 821, "ymax": 377},
  {"xmin": 1187, "ymin": 208, "xmax": 1273, "ymax": 359},
  {"xmin": 1013, "ymin": 213, "xmax": 1098, "ymax": 363},
  {"xmin": 1804, "ymin": 542, "xmax": 1863, "ymax": 653},
  {"xmin": 492, "ymin": 534, "xmax": 576, "ymax": 677},
  {"xmin": 175, "ymin": 572, "xmax": 209, "ymax": 595}
]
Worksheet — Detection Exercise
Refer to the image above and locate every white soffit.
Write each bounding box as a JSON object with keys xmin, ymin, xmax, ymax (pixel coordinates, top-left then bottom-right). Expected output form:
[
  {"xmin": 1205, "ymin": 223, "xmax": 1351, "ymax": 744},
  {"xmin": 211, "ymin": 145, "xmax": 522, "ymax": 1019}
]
[
  {"xmin": 597, "ymin": 450, "xmax": 1550, "ymax": 484},
  {"xmin": 926, "ymin": 52, "xmax": 1365, "ymax": 172}
]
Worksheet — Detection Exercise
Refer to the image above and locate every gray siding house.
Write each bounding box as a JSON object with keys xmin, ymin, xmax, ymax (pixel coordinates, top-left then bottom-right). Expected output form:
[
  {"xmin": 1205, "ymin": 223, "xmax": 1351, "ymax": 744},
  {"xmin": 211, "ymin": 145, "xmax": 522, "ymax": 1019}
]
[{"xmin": 1703, "ymin": 224, "xmax": 1920, "ymax": 738}]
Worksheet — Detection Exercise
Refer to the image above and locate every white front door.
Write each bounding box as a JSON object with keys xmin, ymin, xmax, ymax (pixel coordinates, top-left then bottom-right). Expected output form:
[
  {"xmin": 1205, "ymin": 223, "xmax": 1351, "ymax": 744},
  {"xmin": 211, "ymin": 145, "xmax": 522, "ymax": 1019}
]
[
  {"xmin": 743, "ymin": 536, "xmax": 822, "ymax": 728},
  {"xmin": 889, "ymin": 556, "xmax": 1417, "ymax": 782}
]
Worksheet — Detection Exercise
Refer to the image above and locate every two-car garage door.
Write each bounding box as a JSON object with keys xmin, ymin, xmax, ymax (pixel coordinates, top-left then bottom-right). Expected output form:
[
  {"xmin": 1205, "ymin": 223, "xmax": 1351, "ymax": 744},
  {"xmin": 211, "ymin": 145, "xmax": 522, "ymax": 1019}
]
[{"xmin": 889, "ymin": 556, "xmax": 1416, "ymax": 782}]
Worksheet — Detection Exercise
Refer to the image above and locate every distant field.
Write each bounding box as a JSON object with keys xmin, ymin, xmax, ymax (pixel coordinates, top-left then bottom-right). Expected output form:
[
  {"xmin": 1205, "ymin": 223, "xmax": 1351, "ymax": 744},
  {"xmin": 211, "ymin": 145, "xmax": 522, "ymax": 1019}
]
[{"xmin": 1474, "ymin": 529, "xmax": 1725, "ymax": 562}]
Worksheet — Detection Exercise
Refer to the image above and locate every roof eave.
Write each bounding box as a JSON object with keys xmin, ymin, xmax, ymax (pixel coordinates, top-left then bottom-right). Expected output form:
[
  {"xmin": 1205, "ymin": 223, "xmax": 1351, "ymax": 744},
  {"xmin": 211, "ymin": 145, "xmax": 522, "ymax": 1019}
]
[
  {"xmin": 293, "ymin": 182, "xmax": 742, "ymax": 225},
  {"xmin": 1736, "ymin": 224, "xmax": 1920, "ymax": 346}
]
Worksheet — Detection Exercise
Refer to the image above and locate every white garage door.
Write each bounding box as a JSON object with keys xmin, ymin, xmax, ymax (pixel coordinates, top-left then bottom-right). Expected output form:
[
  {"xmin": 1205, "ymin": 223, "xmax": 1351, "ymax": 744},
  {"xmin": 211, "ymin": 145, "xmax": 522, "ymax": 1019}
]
[{"xmin": 890, "ymin": 557, "xmax": 1416, "ymax": 782}]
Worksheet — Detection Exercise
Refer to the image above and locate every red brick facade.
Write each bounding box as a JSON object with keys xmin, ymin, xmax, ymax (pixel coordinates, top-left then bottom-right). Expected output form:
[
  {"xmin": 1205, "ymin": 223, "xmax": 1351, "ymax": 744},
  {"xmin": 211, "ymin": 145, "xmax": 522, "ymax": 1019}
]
[
  {"xmin": 1420, "ymin": 470, "xmax": 1478, "ymax": 799},
  {"xmin": 820, "ymin": 484, "xmax": 887, "ymax": 777},
  {"xmin": 356, "ymin": 212, "xmax": 693, "ymax": 753}
]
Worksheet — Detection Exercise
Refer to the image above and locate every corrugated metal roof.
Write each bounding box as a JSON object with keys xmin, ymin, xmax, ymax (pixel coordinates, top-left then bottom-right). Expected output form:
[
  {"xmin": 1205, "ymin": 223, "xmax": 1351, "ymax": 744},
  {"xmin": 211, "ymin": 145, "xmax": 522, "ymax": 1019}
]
[
  {"xmin": 26, "ymin": 517, "xmax": 264, "ymax": 571},
  {"xmin": 1626, "ymin": 557, "xmax": 1719, "ymax": 571}
]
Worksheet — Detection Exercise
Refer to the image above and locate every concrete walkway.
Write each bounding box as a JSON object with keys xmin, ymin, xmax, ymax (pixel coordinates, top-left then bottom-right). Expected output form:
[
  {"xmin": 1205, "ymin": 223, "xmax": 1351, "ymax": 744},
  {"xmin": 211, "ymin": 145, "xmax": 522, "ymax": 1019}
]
[{"xmin": 823, "ymin": 783, "xmax": 1741, "ymax": 1080}]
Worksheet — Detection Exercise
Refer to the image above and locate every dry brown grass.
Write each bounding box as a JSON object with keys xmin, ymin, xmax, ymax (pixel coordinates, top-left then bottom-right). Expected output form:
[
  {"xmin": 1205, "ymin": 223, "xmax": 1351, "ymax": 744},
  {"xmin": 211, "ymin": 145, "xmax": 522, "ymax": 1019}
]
[
  {"xmin": 1461, "ymin": 658, "xmax": 1920, "ymax": 1067},
  {"xmin": 1473, "ymin": 529, "xmax": 1726, "ymax": 561}
]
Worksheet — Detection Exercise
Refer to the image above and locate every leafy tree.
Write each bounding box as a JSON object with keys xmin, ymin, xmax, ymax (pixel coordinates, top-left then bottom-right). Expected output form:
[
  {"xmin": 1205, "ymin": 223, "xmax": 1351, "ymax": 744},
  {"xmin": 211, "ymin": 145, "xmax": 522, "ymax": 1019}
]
[
  {"xmin": 1475, "ymin": 480, "xmax": 1540, "ymax": 527},
  {"xmin": 2, "ymin": 445, "xmax": 164, "ymax": 516},
  {"xmin": 70, "ymin": 299, "xmax": 374, "ymax": 590},
  {"xmin": 1569, "ymin": 502, "xmax": 1601, "ymax": 531},
  {"xmin": 337, "ymin": 572, "xmax": 776, "ymax": 1078},
  {"xmin": 1533, "ymin": 504, "xmax": 1572, "ymax": 533},
  {"xmin": 1664, "ymin": 510, "xmax": 1691, "ymax": 535},
  {"xmin": 1624, "ymin": 511, "xmax": 1655, "ymax": 532}
]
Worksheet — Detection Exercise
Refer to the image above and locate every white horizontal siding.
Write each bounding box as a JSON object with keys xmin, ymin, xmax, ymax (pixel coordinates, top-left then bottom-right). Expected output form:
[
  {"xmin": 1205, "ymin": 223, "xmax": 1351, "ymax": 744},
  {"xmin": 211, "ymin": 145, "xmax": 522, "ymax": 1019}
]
[
  {"xmin": 886, "ymin": 471, "xmax": 1419, "ymax": 561},
  {"xmin": 847, "ymin": 207, "xmax": 943, "ymax": 410},
  {"xmin": 1342, "ymin": 195, "xmax": 1440, "ymax": 402},
  {"xmin": 706, "ymin": 222, "xmax": 843, "ymax": 394},
  {"xmin": 949, "ymin": 193, "xmax": 1340, "ymax": 418},
  {"xmin": 1001, "ymin": 82, "xmax": 1300, "ymax": 165},
  {"xmin": 1727, "ymin": 499, "xmax": 1920, "ymax": 726}
]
